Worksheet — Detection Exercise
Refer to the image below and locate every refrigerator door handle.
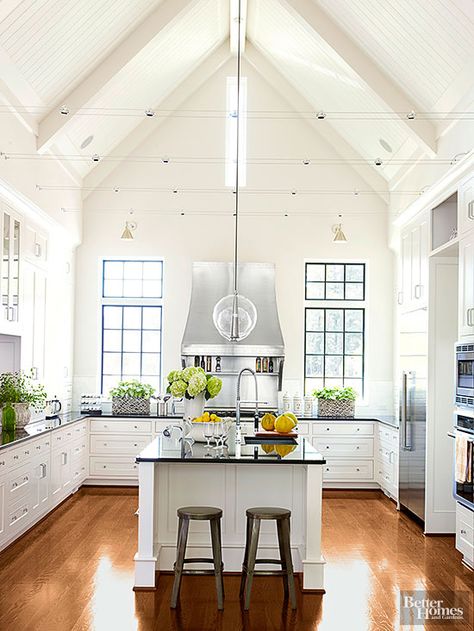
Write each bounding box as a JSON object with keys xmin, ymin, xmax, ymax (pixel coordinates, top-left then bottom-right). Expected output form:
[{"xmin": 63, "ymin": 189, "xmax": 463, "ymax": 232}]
[{"xmin": 401, "ymin": 372, "xmax": 412, "ymax": 451}]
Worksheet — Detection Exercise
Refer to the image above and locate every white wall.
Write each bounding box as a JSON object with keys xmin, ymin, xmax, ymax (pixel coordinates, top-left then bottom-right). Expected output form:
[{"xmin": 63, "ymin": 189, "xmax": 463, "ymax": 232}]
[{"xmin": 74, "ymin": 59, "xmax": 394, "ymax": 415}]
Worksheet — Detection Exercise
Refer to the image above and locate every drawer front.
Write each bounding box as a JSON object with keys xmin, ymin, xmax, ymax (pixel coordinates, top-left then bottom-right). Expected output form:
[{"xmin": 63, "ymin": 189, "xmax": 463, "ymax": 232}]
[
  {"xmin": 297, "ymin": 422, "xmax": 310, "ymax": 436},
  {"xmin": 376, "ymin": 444, "xmax": 397, "ymax": 468},
  {"xmin": 52, "ymin": 426, "xmax": 76, "ymax": 447},
  {"xmin": 90, "ymin": 434, "xmax": 151, "ymax": 456},
  {"xmin": 457, "ymin": 502, "xmax": 474, "ymax": 529},
  {"xmin": 313, "ymin": 422, "xmax": 374, "ymax": 437},
  {"xmin": 7, "ymin": 463, "xmax": 33, "ymax": 504},
  {"xmin": 456, "ymin": 512, "xmax": 474, "ymax": 561},
  {"xmin": 71, "ymin": 421, "xmax": 88, "ymax": 439},
  {"xmin": 378, "ymin": 425, "xmax": 399, "ymax": 447},
  {"xmin": 7, "ymin": 497, "xmax": 32, "ymax": 531},
  {"xmin": 5, "ymin": 438, "xmax": 49, "ymax": 470},
  {"xmin": 376, "ymin": 460, "xmax": 395, "ymax": 487},
  {"xmin": 70, "ymin": 439, "xmax": 87, "ymax": 463},
  {"xmin": 89, "ymin": 456, "xmax": 138, "ymax": 478},
  {"xmin": 71, "ymin": 462, "xmax": 87, "ymax": 484},
  {"xmin": 155, "ymin": 421, "xmax": 171, "ymax": 434},
  {"xmin": 90, "ymin": 419, "xmax": 152, "ymax": 434},
  {"xmin": 323, "ymin": 460, "xmax": 374, "ymax": 481},
  {"xmin": 312, "ymin": 437, "xmax": 374, "ymax": 458}
]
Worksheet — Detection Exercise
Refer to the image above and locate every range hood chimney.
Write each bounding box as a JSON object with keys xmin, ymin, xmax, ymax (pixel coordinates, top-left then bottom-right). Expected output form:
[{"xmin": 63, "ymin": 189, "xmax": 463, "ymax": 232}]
[{"xmin": 181, "ymin": 262, "xmax": 284, "ymax": 357}]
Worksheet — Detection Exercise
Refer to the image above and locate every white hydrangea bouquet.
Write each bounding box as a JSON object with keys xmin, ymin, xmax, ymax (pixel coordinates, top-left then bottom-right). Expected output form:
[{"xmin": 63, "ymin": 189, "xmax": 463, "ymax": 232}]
[
  {"xmin": 166, "ymin": 367, "xmax": 222, "ymax": 400},
  {"xmin": 167, "ymin": 366, "xmax": 223, "ymax": 427}
]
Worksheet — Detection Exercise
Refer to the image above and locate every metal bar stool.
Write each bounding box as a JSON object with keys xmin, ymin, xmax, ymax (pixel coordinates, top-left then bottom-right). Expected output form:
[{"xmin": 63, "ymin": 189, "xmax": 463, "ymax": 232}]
[
  {"xmin": 240, "ymin": 507, "xmax": 297, "ymax": 610},
  {"xmin": 170, "ymin": 506, "xmax": 224, "ymax": 610}
]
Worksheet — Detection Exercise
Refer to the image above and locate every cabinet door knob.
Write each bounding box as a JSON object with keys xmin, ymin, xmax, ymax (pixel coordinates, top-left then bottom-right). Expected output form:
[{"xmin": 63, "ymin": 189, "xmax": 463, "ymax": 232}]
[
  {"xmin": 134, "ymin": 425, "xmax": 138, "ymax": 429},
  {"xmin": 356, "ymin": 468, "xmax": 360, "ymax": 472},
  {"xmin": 356, "ymin": 446, "xmax": 360, "ymax": 450},
  {"xmin": 460, "ymin": 529, "xmax": 467, "ymax": 535}
]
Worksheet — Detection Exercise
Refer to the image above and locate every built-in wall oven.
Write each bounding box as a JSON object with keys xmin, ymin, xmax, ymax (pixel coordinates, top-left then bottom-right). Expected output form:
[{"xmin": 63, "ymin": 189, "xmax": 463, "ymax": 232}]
[
  {"xmin": 453, "ymin": 413, "xmax": 474, "ymax": 510},
  {"xmin": 456, "ymin": 343, "xmax": 474, "ymax": 407}
]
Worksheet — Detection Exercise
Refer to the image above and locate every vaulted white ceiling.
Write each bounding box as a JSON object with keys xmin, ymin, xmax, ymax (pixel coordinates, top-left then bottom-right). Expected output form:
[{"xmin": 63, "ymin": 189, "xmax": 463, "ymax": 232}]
[{"xmin": 0, "ymin": 0, "xmax": 472, "ymax": 192}]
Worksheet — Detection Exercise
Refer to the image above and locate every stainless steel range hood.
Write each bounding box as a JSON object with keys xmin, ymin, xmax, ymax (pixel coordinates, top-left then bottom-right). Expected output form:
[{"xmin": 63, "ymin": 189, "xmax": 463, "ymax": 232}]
[{"xmin": 181, "ymin": 262, "xmax": 284, "ymax": 357}]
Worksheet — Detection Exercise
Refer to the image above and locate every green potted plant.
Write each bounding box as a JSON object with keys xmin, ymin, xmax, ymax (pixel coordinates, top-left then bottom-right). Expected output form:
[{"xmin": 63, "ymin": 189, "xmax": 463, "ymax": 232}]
[
  {"xmin": 313, "ymin": 386, "xmax": 357, "ymax": 418},
  {"xmin": 0, "ymin": 371, "xmax": 47, "ymax": 430},
  {"xmin": 109, "ymin": 380, "xmax": 155, "ymax": 416},
  {"xmin": 167, "ymin": 367, "xmax": 223, "ymax": 422}
]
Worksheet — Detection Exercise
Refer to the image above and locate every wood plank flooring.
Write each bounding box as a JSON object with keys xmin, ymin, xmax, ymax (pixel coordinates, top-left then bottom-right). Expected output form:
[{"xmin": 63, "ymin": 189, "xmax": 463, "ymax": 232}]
[{"xmin": 0, "ymin": 488, "xmax": 472, "ymax": 630}]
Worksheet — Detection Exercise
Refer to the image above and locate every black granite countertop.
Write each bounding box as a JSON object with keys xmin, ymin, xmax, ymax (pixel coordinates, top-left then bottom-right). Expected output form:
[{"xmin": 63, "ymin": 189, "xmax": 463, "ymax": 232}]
[
  {"xmin": 136, "ymin": 434, "xmax": 325, "ymax": 465},
  {"xmin": 0, "ymin": 412, "xmax": 89, "ymax": 450}
]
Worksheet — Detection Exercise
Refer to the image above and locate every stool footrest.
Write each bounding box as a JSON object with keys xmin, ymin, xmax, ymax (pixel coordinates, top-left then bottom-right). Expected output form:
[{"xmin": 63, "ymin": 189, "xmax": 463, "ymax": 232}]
[
  {"xmin": 182, "ymin": 557, "xmax": 222, "ymax": 566},
  {"xmin": 247, "ymin": 570, "xmax": 289, "ymax": 577},
  {"xmin": 181, "ymin": 569, "xmax": 222, "ymax": 576},
  {"xmin": 254, "ymin": 558, "xmax": 284, "ymax": 565}
]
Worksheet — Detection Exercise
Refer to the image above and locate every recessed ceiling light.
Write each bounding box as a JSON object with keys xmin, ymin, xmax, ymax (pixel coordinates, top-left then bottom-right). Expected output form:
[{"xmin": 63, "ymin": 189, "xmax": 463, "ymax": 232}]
[
  {"xmin": 80, "ymin": 135, "xmax": 93, "ymax": 149},
  {"xmin": 374, "ymin": 158, "xmax": 383, "ymax": 166},
  {"xmin": 379, "ymin": 138, "xmax": 392, "ymax": 153},
  {"xmin": 60, "ymin": 106, "xmax": 70, "ymax": 115},
  {"xmin": 316, "ymin": 111, "xmax": 326, "ymax": 120}
]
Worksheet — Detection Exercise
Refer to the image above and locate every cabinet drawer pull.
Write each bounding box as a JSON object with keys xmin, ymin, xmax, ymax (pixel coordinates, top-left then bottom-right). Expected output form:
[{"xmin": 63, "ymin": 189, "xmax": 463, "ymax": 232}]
[
  {"xmin": 325, "ymin": 446, "xmax": 330, "ymax": 449},
  {"xmin": 133, "ymin": 443, "xmax": 138, "ymax": 447},
  {"xmin": 325, "ymin": 467, "xmax": 330, "ymax": 472},
  {"xmin": 468, "ymin": 200, "xmax": 474, "ymax": 220},
  {"xmin": 103, "ymin": 465, "xmax": 107, "ymax": 469},
  {"xmin": 356, "ymin": 468, "xmax": 360, "ymax": 472},
  {"xmin": 40, "ymin": 463, "xmax": 47, "ymax": 479},
  {"xmin": 62, "ymin": 452, "xmax": 67, "ymax": 465},
  {"xmin": 23, "ymin": 476, "xmax": 28, "ymax": 482},
  {"xmin": 11, "ymin": 515, "xmax": 17, "ymax": 522},
  {"xmin": 13, "ymin": 455, "xmax": 19, "ymax": 460},
  {"xmin": 356, "ymin": 446, "xmax": 360, "ymax": 450},
  {"xmin": 326, "ymin": 427, "xmax": 330, "ymax": 431},
  {"xmin": 414, "ymin": 284, "xmax": 422, "ymax": 299},
  {"xmin": 0, "ymin": 461, "xmax": 5, "ymax": 466},
  {"xmin": 356, "ymin": 428, "xmax": 360, "ymax": 432},
  {"xmin": 24, "ymin": 450, "xmax": 29, "ymax": 455},
  {"xmin": 22, "ymin": 507, "xmax": 28, "ymax": 514},
  {"xmin": 397, "ymin": 291, "xmax": 403, "ymax": 305},
  {"xmin": 12, "ymin": 482, "xmax": 18, "ymax": 489},
  {"xmin": 134, "ymin": 425, "xmax": 138, "ymax": 429},
  {"xmin": 36, "ymin": 446, "xmax": 41, "ymax": 450},
  {"xmin": 460, "ymin": 528, "xmax": 467, "ymax": 535}
]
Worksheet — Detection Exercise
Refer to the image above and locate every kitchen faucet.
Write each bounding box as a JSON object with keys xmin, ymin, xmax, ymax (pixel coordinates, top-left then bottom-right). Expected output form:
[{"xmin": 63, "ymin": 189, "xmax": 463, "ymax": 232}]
[{"xmin": 236, "ymin": 368, "xmax": 260, "ymax": 433}]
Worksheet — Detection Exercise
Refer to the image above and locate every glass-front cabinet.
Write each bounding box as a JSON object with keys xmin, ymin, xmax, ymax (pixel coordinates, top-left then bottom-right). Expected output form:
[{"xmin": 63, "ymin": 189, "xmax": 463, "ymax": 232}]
[{"xmin": 1, "ymin": 205, "xmax": 21, "ymax": 328}]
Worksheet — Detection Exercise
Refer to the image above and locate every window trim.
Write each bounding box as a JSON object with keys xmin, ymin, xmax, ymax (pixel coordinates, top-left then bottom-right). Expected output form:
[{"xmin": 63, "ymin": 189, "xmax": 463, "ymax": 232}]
[
  {"xmin": 305, "ymin": 262, "xmax": 366, "ymax": 301},
  {"xmin": 102, "ymin": 259, "xmax": 163, "ymax": 299}
]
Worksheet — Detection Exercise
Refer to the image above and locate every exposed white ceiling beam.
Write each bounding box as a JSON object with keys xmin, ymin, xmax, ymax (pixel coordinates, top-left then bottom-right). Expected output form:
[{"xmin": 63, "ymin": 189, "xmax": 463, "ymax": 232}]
[
  {"xmin": 83, "ymin": 43, "xmax": 231, "ymax": 197},
  {"xmin": 283, "ymin": 0, "xmax": 438, "ymax": 157},
  {"xmin": 37, "ymin": 0, "xmax": 201, "ymax": 153},
  {"xmin": 245, "ymin": 43, "xmax": 389, "ymax": 203},
  {"xmin": 0, "ymin": 47, "xmax": 42, "ymax": 135},
  {"xmin": 230, "ymin": 0, "xmax": 247, "ymax": 54},
  {"xmin": 0, "ymin": 0, "xmax": 25, "ymax": 23}
]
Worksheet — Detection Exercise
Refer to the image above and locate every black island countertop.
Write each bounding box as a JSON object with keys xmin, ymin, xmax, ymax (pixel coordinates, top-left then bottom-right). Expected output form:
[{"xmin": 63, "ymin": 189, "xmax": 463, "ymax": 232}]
[{"xmin": 136, "ymin": 434, "xmax": 326, "ymax": 465}]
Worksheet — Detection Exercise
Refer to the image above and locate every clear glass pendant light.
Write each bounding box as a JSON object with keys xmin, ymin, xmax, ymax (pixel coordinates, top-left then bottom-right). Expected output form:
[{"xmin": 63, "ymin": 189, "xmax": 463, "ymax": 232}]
[{"xmin": 213, "ymin": 0, "xmax": 257, "ymax": 342}]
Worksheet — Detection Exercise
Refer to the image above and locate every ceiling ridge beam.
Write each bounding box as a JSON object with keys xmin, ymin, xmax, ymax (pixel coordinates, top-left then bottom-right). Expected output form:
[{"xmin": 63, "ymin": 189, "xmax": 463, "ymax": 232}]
[
  {"xmin": 37, "ymin": 0, "xmax": 201, "ymax": 153},
  {"xmin": 83, "ymin": 42, "xmax": 231, "ymax": 197},
  {"xmin": 283, "ymin": 0, "xmax": 437, "ymax": 157},
  {"xmin": 245, "ymin": 43, "xmax": 389, "ymax": 203}
]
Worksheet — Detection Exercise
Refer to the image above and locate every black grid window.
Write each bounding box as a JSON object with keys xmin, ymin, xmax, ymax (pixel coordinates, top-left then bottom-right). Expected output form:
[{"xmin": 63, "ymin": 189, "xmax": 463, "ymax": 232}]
[
  {"xmin": 305, "ymin": 263, "xmax": 365, "ymax": 300},
  {"xmin": 101, "ymin": 259, "xmax": 163, "ymax": 395},
  {"xmin": 304, "ymin": 308, "xmax": 365, "ymax": 397},
  {"xmin": 102, "ymin": 260, "xmax": 163, "ymax": 298}
]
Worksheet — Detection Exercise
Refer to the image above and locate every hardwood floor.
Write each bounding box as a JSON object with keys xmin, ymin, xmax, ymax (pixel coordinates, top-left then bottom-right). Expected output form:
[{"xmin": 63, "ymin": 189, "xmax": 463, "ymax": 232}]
[{"xmin": 0, "ymin": 488, "xmax": 472, "ymax": 630}]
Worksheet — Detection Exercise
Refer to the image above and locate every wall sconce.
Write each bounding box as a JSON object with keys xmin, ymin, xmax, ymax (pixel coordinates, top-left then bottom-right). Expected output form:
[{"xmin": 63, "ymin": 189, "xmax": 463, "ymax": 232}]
[
  {"xmin": 121, "ymin": 211, "xmax": 137, "ymax": 239},
  {"xmin": 332, "ymin": 215, "xmax": 347, "ymax": 243}
]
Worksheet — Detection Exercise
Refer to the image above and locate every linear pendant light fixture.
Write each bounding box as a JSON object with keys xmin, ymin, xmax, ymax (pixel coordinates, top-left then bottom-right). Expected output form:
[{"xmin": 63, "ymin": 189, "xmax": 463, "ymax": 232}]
[{"xmin": 213, "ymin": 0, "xmax": 257, "ymax": 342}]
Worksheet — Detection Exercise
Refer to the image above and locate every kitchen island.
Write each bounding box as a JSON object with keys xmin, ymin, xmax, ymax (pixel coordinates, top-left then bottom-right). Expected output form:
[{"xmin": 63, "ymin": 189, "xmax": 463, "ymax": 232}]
[{"xmin": 134, "ymin": 434, "xmax": 326, "ymax": 591}]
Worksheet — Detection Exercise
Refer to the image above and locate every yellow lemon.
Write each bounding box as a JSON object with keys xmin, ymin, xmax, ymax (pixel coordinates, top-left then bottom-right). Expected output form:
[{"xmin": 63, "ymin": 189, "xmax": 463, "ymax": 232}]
[
  {"xmin": 275, "ymin": 414, "xmax": 296, "ymax": 434},
  {"xmin": 285, "ymin": 412, "xmax": 298, "ymax": 425},
  {"xmin": 261, "ymin": 413, "xmax": 276, "ymax": 431},
  {"xmin": 275, "ymin": 444, "xmax": 296, "ymax": 458},
  {"xmin": 261, "ymin": 443, "xmax": 274, "ymax": 454}
]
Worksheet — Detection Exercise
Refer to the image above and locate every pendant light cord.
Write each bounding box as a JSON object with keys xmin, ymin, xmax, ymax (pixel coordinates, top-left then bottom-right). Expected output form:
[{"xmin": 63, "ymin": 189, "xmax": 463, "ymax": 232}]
[{"xmin": 233, "ymin": 0, "xmax": 242, "ymax": 295}]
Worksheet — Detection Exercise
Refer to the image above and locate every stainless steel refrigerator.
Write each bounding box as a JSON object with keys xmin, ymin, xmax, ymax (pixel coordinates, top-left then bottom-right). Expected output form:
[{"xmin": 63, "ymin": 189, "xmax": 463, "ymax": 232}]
[{"xmin": 398, "ymin": 309, "xmax": 427, "ymax": 522}]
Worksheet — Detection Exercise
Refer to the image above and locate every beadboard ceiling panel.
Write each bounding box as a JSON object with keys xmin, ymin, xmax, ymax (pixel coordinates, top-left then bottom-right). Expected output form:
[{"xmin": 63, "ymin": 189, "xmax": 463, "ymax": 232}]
[
  {"xmin": 65, "ymin": 0, "xmax": 227, "ymax": 175},
  {"xmin": 0, "ymin": 0, "xmax": 164, "ymax": 104},
  {"xmin": 248, "ymin": 0, "xmax": 412, "ymax": 179},
  {"xmin": 317, "ymin": 0, "xmax": 474, "ymax": 111}
]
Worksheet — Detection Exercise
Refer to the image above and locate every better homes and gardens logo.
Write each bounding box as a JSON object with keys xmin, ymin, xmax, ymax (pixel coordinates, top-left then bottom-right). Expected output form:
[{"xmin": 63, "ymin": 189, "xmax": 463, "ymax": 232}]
[{"xmin": 400, "ymin": 590, "xmax": 472, "ymax": 626}]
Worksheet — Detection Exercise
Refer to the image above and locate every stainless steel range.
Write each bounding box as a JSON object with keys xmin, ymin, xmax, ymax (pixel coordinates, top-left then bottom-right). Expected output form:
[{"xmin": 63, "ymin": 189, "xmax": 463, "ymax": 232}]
[{"xmin": 181, "ymin": 262, "xmax": 285, "ymax": 412}]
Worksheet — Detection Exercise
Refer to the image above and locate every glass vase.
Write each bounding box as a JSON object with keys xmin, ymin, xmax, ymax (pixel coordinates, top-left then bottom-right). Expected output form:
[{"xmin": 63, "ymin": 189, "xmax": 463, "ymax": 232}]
[{"xmin": 2, "ymin": 404, "xmax": 16, "ymax": 432}]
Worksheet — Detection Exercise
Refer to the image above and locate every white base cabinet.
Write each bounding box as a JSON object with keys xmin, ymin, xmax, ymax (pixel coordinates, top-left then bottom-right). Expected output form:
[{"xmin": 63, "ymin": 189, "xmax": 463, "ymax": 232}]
[
  {"xmin": 456, "ymin": 502, "xmax": 474, "ymax": 569},
  {"xmin": 375, "ymin": 424, "xmax": 399, "ymax": 500},
  {"xmin": 0, "ymin": 421, "xmax": 87, "ymax": 552}
]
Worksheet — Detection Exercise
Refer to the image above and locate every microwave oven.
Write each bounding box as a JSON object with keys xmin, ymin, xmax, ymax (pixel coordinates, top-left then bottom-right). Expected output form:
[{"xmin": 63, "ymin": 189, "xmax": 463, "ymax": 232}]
[{"xmin": 456, "ymin": 343, "xmax": 474, "ymax": 407}]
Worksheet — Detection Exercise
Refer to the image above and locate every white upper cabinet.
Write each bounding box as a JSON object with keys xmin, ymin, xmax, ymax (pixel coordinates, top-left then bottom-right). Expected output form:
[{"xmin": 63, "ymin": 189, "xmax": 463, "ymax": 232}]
[
  {"xmin": 459, "ymin": 235, "xmax": 474, "ymax": 339},
  {"xmin": 458, "ymin": 174, "xmax": 474, "ymax": 237},
  {"xmin": 0, "ymin": 205, "xmax": 21, "ymax": 332},
  {"xmin": 398, "ymin": 214, "xmax": 429, "ymax": 312}
]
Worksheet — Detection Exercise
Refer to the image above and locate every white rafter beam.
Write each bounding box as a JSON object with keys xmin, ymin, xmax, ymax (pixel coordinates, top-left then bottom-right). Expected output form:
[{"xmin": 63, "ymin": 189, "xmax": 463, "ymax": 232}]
[
  {"xmin": 83, "ymin": 43, "xmax": 231, "ymax": 196},
  {"xmin": 230, "ymin": 0, "xmax": 247, "ymax": 54},
  {"xmin": 246, "ymin": 43, "xmax": 389, "ymax": 202},
  {"xmin": 283, "ymin": 0, "xmax": 437, "ymax": 157},
  {"xmin": 37, "ymin": 0, "xmax": 200, "ymax": 153}
]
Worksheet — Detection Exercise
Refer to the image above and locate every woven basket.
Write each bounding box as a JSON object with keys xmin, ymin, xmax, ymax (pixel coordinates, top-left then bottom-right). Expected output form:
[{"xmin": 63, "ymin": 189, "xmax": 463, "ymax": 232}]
[
  {"xmin": 317, "ymin": 398, "xmax": 355, "ymax": 418},
  {"xmin": 112, "ymin": 397, "xmax": 150, "ymax": 416}
]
